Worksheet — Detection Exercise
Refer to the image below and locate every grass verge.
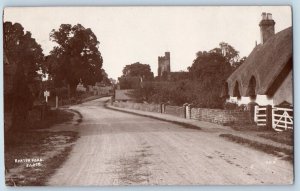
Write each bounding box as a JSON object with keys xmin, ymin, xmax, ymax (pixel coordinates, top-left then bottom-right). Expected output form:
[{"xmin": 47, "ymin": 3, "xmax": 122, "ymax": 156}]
[
  {"xmin": 219, "ymin": 133, "xmax": 293, "ymax": 163},
  {"xmin": 5, "ymin": 109, "xmax": 79, "ymax": 186},
  {"xmin": 29, "ymin": 109, "xmax": 75, "ymax": 129},
  {"xmin": 257, "ymin": 131, "xmax": 293, "ymax": 146}
]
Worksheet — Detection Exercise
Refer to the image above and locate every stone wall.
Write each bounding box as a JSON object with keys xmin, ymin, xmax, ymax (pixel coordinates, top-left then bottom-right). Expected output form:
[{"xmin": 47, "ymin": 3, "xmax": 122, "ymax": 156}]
[
  {"xmin": 112, "ymin": 102, "xmax": 161, "ymax": 113},
  {"xmin": 112, "ymin": 101, "xmax": 253, "ymax": 126},
  {"xmin": 190, "ymin": 108, "xmax": 253, "ymax": 125}
]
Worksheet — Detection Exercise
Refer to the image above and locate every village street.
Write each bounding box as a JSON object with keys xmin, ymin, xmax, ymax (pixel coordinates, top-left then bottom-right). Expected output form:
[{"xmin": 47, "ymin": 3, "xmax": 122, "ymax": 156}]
[{"xmin": 47, "ymin": 97, "xmax": 293, "ymax": 186}]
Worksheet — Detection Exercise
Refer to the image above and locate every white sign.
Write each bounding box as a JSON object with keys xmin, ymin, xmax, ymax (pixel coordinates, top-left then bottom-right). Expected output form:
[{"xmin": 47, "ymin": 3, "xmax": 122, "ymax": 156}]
[
  {"xmin": 44, "ymin": 91, "xmax": 50, "ymax": 97},
  {"xmin": 44, "ymin": 91, "xmax": 50, "ymax": 102}
]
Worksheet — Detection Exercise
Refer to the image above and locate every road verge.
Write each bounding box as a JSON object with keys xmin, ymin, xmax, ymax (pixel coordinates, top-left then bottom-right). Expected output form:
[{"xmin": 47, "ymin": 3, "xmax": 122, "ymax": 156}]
[{"xmin": 5, "ymin": 109, "xmax": 81, "ymax": 186}]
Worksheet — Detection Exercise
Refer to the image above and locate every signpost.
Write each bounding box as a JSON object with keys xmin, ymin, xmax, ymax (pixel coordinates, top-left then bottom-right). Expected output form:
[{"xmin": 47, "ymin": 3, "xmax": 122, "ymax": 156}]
[{"xmin": 44, "ymin": 90, "xmax": 50, "ymax": 103}]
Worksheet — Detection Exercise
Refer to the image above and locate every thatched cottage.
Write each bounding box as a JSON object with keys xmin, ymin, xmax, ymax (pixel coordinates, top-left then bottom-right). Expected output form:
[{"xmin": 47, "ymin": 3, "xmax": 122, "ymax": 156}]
[{"xmin": 226, "ymin": 12, "xmax": 292, "ymax": 107}]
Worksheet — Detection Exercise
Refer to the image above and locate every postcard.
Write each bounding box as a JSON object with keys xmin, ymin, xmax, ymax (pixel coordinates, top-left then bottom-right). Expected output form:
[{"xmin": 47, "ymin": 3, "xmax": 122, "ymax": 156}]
[{"xmin": 3, "ymin": 6, "xmax": 293, "ymax": 186}]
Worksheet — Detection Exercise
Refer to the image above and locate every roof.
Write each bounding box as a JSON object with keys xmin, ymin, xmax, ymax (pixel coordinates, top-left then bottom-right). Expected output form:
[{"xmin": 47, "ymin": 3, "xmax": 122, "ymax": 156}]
[
  {"xmin": 227, "ymin": 27, "xmax": 292, "ymax": 97},
  {"xmin": 115, "ymin": 89, "xmax": 136, "ymax": 101}
]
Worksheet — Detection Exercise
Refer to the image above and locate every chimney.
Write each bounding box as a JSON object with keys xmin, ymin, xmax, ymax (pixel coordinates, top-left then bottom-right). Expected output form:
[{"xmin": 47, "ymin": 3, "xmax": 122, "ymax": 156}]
[{"xmin": 259, "ymin": 12, "xmax": 275, "ymax": 44}]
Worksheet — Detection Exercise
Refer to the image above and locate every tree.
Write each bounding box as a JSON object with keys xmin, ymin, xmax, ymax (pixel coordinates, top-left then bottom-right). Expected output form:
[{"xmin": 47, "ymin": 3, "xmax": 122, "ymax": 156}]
[
  {"xmin": 232, "ymin": 56, "xmax": 247, "ymax": 69},
  {"xmin": 100, "ymin": 69, "xmax": 112, "ymax": 86},
  {"xmin": 122, "ymin": 62, "xmax": 154, "ymax": 81},
  {"xmin": 4, "ymin": 22, "xmax": 44, "ymax": 131},
  {"xmin": 209, "ymin": 42, "xmax": 246, "ymax": 67},
  {"xmin": 185, "ymin": 50, "xmax": 232, "ymax": 108},
  {"xmin": 48, "ymin": 24, "xmax": 103, "ymax": 97},
  {"xmin": 126, "ymin": 42, "xmax": 245, "ymax": 108}
]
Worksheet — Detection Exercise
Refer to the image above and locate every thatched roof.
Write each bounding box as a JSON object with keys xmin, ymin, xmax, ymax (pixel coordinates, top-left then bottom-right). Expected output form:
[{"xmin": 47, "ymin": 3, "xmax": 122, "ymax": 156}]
[{"xmin": 227, "ymin": 27, "xmax": 292, "ymax": 97}]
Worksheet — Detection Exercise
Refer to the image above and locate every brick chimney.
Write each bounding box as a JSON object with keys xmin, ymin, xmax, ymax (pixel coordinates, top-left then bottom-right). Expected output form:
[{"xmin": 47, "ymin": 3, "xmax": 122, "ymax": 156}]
[{"xmin": 259, "ymin": 12, "xmax": 275, "ymax": 44}]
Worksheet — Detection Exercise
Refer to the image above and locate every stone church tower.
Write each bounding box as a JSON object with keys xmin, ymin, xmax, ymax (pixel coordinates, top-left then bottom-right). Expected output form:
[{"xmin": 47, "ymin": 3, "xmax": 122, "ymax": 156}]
[{"xmin": 158, "ymin": 52, "xmax": 170, "ymax": 77}]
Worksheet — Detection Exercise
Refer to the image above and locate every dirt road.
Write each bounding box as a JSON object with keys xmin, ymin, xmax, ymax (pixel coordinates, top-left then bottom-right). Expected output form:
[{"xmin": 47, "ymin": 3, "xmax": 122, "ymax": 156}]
[{"xmin": 47, "ymin": 98, "xmax": 293, "ymax": 186}]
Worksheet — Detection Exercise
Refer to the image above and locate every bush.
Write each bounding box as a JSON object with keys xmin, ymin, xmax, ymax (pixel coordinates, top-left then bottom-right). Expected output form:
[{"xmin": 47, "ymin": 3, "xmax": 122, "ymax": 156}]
[{"xmin": 223, "ymin": 102, "xmax": 238, "ymax": 110}]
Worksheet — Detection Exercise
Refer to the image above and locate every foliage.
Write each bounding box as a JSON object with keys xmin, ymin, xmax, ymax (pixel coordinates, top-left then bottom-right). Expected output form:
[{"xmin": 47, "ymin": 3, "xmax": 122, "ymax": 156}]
[
  {"xmin": 223, "ymin": 102, "xmax": 239, "ymax": 110},
  {"xmin": 122, "ymin": 62, "xmax": 154, "ymax": 81},
  {"xmin": 232, "ymin": 56, "xmax": 247, "ymax": 69},
  {"xmin": 131, "ymin": 42, "xmax": 245, "ymax": 108},
  {"xmin": 47, "ymin": 24, "xmax": 103, "ymax": 97},
  {"xmin": 101, "ymin": 69, "xmax": 112, "ymax": 86},
  {"xmin": 4, "ymin": 22, "xmax": 45, "ymax": 130},
  {"xmin": 118, "ymin": 76, "xmax": 141, "ymax": 89}
]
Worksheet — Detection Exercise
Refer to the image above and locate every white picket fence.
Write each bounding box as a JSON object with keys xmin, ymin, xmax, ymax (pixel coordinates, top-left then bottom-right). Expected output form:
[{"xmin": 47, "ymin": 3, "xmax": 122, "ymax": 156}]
[{"xmin": 254, "ymin": 105, "xmax": 293, "ymax": 131}]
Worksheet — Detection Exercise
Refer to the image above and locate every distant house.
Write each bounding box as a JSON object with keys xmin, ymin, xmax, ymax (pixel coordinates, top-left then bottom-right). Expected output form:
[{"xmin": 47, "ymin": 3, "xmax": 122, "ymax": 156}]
[
  {"xmin": 88, "ymin": 82, "xmax": 113, "ymax": 96},
  {"xmin": 226, "ymin": 13, "xmax": 292, "ymax": 107},
  {"xmin": 77, "ymin": 81, "xmax": 113, "ymax": 96},
  {"xmin": 76, "ymin": 83, "xmax": 87, "ymax": 92}
]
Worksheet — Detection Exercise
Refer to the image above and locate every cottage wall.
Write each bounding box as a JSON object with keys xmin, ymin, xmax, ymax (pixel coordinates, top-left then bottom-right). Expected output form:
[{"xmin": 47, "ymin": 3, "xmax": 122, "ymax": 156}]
[{"xmin": 227, "ymin": 95, "xmax": 274, "ymax": 106}]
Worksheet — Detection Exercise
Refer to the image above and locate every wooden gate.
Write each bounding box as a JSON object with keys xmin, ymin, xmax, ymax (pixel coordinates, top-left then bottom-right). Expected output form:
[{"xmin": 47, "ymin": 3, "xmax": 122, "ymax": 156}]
[
  {"xmin": 254, "ymin": 105, "xmax": 267, "ymax": 126},
  {"xmin": 272, "ymin": 107, "xmax": 293, "ymax": 131}
]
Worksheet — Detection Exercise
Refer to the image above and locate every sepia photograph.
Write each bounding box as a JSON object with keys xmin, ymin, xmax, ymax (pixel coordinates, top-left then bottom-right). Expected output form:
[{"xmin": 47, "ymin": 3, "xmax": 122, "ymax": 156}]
[{"xmin": 3, "ymin": 6, "xmax": 293, "ymax": 186}]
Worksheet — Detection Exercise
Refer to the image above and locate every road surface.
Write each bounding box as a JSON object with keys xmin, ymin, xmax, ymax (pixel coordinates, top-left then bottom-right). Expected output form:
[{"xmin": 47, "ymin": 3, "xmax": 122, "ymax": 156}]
[{"xmin": 47, "ymin": 98, "xmax": 293, "ymax": 186}]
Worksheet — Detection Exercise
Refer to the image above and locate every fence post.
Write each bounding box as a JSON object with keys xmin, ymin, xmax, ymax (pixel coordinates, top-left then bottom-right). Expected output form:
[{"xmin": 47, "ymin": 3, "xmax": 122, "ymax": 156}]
[
  {"xmin": 187, "ymin": 104, "xmax": 192, "ymax": 119},
  {"xmin": 248, "ymin": 102, "xmax": 258, "ymax": 123},
  {"xmin": 254, "ymin": 105, "xmax": 258, "ymax": 122},
  {"xmin": 266, "ymin": 105, "xmax": 273, "ymax": 129},
  {"xmin": 183, "ymin": 103, "xmax": 188, "ymax": 118},
  {"xmin": 162, "ymin": 103, "xmax": 165, "ymax": 113}
]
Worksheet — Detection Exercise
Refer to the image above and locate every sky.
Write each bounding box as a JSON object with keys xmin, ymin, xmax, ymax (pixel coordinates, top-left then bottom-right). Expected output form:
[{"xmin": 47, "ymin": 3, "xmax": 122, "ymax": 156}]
[{"xmin": 4, "ymin": 6, "xmax": 292, "ymax": 80}]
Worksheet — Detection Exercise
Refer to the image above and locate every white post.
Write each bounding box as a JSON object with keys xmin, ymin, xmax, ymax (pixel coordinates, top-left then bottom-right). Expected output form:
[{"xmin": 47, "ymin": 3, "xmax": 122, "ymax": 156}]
[
  {"xmin": 272, "ymin": 108, "xmax": 275, "ymax": 130},
  {"xmin": 56, "ymin": 96, "xmax": 59, "ymax": 109},
  {"xmin": 254, "ymin": 105, "xmax": 258, "ymax": 122}
]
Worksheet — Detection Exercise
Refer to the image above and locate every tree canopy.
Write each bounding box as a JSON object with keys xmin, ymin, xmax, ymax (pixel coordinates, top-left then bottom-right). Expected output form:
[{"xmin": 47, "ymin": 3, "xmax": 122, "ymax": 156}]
[
  {"xmin": 101, "ymin": 69, "xmax": 112, "ymax": 86},
  {"xmin": 4, "ymin": 21, "xmax": 44, "ymax": 130},
  {"xmin": 47, "ymin": 24, "xmax": 103, "ymax": 97},
  {"xmin": 122, "ymin": 62, "xmax": 154, "ymax": 81}
]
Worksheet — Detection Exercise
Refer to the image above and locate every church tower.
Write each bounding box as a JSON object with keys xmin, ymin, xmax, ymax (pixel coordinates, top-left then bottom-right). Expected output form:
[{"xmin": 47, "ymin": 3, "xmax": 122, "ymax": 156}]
[{"xmin": 158, "ymin": 52, "xmax": 171, "ymax": 77}]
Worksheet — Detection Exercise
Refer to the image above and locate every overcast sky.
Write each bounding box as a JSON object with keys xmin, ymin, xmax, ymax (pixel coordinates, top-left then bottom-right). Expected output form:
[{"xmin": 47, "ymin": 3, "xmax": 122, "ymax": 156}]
[{"xmin": 4, "ymin": 6, "xmax": 292, "ymax": 79}]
